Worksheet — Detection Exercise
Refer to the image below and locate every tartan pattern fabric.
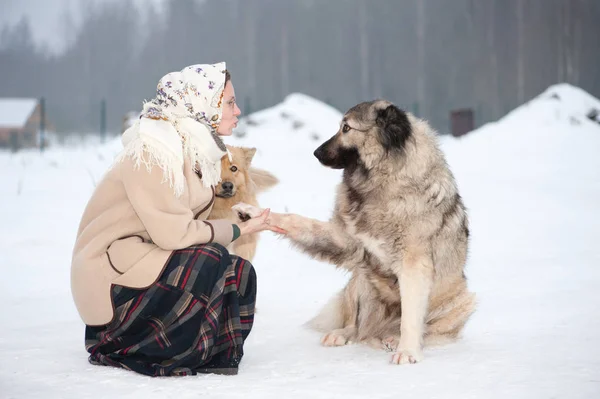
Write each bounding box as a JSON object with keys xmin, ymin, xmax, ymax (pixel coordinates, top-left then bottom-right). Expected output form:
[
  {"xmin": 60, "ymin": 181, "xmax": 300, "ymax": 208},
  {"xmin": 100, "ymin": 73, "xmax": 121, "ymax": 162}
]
[{"xmin": 84, "ymin": 243, "xmax": 256, "ymax": 377}]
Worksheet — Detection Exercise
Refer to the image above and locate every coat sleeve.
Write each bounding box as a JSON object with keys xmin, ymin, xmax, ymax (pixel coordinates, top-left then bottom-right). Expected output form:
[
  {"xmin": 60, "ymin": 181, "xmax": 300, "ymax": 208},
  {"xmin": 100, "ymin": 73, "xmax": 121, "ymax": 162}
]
[{"xmin": 120, "ymin": 156, "xmax": 234, "ymax": 250}]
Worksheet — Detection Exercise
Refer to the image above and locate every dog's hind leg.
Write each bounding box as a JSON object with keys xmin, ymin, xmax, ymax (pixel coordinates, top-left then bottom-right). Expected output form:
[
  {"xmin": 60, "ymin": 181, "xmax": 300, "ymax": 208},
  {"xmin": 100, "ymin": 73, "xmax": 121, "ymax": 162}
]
[
  {"xmin": 321, "ymin": 326, "xmax": 358, "ymax": 347},
  {"xmin": 381, "ymin": 336, "xmax": 400, "ymax": 352},
  {"xmin": 308, "ymin": 276, "xmax": 361, "ymax": 347}
]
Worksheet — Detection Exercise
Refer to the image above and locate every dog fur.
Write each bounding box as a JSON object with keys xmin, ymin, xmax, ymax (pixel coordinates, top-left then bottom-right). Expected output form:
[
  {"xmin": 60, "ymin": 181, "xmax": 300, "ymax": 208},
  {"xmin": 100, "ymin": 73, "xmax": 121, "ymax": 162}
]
[
  {"xmin": 233, "ymin": 100, "xmax": 476, "ymax": 365},
  {"xmin": 208, "ymin": 145, "xmax": 278, "ymax": 261}
]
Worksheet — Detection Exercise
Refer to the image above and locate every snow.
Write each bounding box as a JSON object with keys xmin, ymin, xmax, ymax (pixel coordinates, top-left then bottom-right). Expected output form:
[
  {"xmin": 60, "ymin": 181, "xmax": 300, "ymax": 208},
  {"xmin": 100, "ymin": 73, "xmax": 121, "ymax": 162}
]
[
  {"xmin": 1, "ymin": 85, "xmax": 600, "ymax": 398},
  {"xmin": 235, "ymin": 93, "xmax": 342, "ymax": 143},
  {"xmin": 0, "ymin": 98, "xmax": 38, "ymax": 127}
]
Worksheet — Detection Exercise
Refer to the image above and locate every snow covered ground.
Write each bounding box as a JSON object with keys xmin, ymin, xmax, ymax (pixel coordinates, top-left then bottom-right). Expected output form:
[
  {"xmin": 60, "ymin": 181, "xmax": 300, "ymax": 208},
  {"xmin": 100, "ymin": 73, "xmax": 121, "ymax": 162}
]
[{"xmin": 1, "ymin": 85, "xmax": 599, "ymax": 398}]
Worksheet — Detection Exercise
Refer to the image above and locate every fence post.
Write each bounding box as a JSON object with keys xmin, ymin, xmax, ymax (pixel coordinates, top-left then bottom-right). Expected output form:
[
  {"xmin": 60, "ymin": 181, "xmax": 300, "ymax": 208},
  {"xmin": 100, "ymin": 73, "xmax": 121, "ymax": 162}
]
[
  {"xmin": 100, "ymin": 99, "xmax": 107, "ymax": 143},
  {"xmin": 39, "ymin": 97, "xmax": 46, "ymax": 153},
  {"xmin": 450, "ymin": 108, "xmax": 475, "ymax": 137},
  {"xmin": 244, "ymin": 96, "xmax": 252, "ymax": 116},
  {"xmin": 412, "ymin": 101, "xmax": 419, "ymax": 117}
]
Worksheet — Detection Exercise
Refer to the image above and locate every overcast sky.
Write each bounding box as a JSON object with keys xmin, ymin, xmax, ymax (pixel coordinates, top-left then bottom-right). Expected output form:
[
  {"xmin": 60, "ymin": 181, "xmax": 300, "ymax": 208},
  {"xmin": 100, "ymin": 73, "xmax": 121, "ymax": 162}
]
[{"xmin": 0, "ymin": 0, "xmax": 166, "ymax": 53}]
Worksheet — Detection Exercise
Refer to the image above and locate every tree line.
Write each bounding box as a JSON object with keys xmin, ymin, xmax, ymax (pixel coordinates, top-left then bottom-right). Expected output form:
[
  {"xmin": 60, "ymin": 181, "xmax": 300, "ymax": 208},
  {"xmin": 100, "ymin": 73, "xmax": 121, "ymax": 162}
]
[{"xmin": 1, "ymin": 0, "xmax": 598, "ymax": 134}]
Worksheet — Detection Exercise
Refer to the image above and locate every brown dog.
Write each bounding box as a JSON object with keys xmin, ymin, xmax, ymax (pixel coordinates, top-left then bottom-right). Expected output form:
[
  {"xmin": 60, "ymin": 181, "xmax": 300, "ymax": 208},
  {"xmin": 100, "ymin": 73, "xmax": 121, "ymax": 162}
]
[{"xmin": 208, "ymin": 145, "xmax": 279, "ymax": 261}]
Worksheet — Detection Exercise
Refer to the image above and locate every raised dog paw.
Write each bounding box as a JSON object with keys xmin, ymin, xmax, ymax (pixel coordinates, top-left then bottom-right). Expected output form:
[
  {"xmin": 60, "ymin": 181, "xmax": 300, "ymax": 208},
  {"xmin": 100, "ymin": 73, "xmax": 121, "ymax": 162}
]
[
  {"xmin": 321, "ymin": 330, "xmax": 351, "ymax": 347},
  {"xmin": 235, "ymin": 211, "xmax": 251, "ymax": 222},
  {"xmin": 231, "ymin": 203, "xmax": 263, "ymax": 221},
  {"xmin": 390, "ymin": 348, "xmax": 423, "ymax": 365}
]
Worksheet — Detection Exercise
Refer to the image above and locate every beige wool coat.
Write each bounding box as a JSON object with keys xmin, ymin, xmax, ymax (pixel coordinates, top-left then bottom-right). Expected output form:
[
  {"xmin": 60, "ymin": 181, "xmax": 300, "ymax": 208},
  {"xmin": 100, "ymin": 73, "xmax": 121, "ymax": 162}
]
[{"xmin": 71, "ymin": 152, "xmax": 235, "ymax": 326}]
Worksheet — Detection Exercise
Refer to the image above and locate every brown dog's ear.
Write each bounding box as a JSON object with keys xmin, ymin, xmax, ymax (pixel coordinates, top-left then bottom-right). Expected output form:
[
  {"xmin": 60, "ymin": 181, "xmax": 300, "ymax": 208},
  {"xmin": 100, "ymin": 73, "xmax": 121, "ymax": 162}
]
[
  {"xmin": 248, "ymin": 167, "xmax": 279, "ymax": 193},
  {"xmin": 242, "ymin": 147, "xmax": 257, "ymax": 167}
]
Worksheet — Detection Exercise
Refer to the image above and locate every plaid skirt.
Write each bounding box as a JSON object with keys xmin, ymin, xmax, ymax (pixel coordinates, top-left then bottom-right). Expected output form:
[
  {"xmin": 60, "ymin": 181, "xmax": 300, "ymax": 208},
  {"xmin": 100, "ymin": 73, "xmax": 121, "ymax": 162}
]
[{"xmin": 85, "ymin": 243, "xmax": 256, "ymax": 377}]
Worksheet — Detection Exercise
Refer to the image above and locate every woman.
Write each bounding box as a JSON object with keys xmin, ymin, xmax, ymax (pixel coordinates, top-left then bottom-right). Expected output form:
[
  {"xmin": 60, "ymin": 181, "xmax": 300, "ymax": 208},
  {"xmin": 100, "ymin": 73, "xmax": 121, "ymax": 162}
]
[{"xmin": 71, "ymin": 62, "xmax": 281, "ymax": 376}]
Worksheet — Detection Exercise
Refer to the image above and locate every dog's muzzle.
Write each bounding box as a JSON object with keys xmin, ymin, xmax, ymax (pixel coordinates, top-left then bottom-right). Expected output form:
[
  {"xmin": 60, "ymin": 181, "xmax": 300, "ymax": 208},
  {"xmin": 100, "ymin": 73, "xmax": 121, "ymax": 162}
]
[
  {"xmin": 216, "ymin": 181, "xmax": 235, "ymax": 198},
  {"xmin": 314, "ymin": 137, "xmax": 337, "ymax": 166},
  {"xmin": 314, "ymin": 138, "xmax": 358, "ymax": 169}
]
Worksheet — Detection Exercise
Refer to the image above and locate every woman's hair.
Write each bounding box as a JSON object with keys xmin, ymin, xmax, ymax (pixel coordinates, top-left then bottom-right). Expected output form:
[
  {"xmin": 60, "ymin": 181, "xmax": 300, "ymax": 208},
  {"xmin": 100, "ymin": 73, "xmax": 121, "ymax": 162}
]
[{"xmin": 225, "ymin": 70, "xmax": 231, "ymax": 84}]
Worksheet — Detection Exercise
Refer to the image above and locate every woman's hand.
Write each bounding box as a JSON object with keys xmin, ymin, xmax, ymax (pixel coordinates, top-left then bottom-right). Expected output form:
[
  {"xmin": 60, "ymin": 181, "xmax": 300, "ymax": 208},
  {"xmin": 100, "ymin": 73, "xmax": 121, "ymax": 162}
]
[{"xmin": 238, "ymin": 208, "xmax": 287, "ymax": 236}]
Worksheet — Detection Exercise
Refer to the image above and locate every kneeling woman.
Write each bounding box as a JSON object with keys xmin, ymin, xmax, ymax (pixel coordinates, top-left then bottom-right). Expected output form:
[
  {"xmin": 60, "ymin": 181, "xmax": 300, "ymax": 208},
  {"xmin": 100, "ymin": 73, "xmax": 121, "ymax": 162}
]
[{"xmin": 70, "ymin": 62, "xmax": 281, "ymax": 376}]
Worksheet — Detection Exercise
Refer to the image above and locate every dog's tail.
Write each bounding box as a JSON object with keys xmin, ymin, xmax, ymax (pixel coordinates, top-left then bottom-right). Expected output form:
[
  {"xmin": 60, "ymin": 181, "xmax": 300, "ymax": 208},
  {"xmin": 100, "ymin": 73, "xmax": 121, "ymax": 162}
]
[
  {"xmin": 249, "ymin": 167, "xmax": 279, "ymax": 193},
  {"xmin": 304, "ymin": 290, "xmax": 345, "ymax": 332},
  {"xmin": 424, "ymin": 289, "xmax": 477, "ymax": 346}
]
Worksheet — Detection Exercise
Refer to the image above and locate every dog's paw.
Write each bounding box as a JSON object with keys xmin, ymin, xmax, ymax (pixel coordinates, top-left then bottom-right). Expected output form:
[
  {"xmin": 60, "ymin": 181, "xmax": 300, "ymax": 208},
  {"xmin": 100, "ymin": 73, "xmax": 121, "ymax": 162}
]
[
  {"xmin": 235, "ymin": 210, "xmax": 251, "ymax": 222},
  {"xmin": 381, "ymin": 336, "xmax": 400, "ymax": 352},
  {"xmin": 390, "ymin": 348, "xmax": 423, "ymax": 365},
  {"xmin": 231, "ymin": 203, "xmax": 263, "ymax": 221},
  {"xmin": 321, "ymin": 330, "xmax": 352, "ymax": 347}
]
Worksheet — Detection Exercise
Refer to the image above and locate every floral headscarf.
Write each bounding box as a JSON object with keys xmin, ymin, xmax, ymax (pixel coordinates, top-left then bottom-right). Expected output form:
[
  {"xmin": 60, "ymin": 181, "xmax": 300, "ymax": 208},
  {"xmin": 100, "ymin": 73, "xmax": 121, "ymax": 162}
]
[{"xmin": 118, "ymin": 62, "xmax": 230, "ymax": 196}]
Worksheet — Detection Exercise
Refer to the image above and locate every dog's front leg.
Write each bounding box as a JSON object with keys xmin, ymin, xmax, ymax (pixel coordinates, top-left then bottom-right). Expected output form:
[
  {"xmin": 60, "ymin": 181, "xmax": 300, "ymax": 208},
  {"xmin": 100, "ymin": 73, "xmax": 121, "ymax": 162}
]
[
  {"xmin": 273, "ymin": 213, "xmax": 363, "ymax": 269},
  {"xmin": 232, "ymin": 203, "xmax": 361, "ymax": 269},
  {"xmin": 391, "ymin": 250, "xmax": 433, "ymax": 365}
]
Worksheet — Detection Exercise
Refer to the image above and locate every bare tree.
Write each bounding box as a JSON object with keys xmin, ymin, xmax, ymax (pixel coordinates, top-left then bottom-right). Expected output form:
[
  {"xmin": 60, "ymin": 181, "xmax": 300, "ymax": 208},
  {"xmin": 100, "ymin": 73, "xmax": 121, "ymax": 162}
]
[
  {"xmin": 2, "ymin": 0, "xmax": 599, "ymax": 133},
  {"xmin": 487, "ymin": 0, "xmax": 500, "ymax": 117},
  {"xmin": 358, "ymin": 0, "xmax": 370, "ymax": 99},
  {"xmin": 416, "ymin": 0, "xmax": 426, "ymax": 115},
  {"xmin": 564, "ymin": 0, "xmax": 574, "ymax": 82},
  {"xmin": 517, "ymin": 0, "xmax": 525, "ymax": 103},
  {"xmin": 281, "ymin": 22, "xmax": 289, "ymax": 98},
  {"xmin": 244, "ymin": 1, "xmax": 258, "ymax": 96},
  {"xmin": 571, "ymin": 0, "xmax": 583, "ymax": 85}
]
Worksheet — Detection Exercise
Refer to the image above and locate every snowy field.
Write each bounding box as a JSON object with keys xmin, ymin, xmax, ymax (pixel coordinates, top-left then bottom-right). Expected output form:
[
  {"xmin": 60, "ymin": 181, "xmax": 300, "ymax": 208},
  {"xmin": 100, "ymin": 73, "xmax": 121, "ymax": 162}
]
[{"xmin": 1, "ymin": 85, "xmax": 599, "ymax": 398}]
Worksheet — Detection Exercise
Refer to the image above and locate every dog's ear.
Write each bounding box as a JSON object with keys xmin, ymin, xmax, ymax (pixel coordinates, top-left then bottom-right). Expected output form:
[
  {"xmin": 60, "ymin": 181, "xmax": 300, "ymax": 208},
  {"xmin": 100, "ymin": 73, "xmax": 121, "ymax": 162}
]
[
  {"xmin": 248, "ymin": 167, "xmax": 279, "ymax": 193},
  {"xmin": 242, "ymin": 147, "xmax": 257, "ymax": 167},
  {"xmin": 375, "ymin": 104, "xmax": 412, "ymax": 152}
]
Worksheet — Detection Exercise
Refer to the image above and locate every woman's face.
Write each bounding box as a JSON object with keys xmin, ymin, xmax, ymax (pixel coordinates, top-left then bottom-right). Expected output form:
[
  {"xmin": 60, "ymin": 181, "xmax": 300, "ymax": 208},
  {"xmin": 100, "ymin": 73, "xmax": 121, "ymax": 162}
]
[{"xmin": 217, "ymin": 81, "xmax": 241, "ymax": 136}]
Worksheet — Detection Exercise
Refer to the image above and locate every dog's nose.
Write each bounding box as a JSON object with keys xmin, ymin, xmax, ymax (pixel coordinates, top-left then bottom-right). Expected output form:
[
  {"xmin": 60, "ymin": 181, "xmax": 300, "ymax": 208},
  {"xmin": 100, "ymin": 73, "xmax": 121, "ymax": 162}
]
[
  {"xmin": 314, "ymin": 139, "xmax": 330, "ymax": 161},
  {"xmin": 221, "ymin": 182, "xmax": 233, "ymax": 191},
  {"xmin": 314, "ymin": 147, "xmax": 323, "ymax": 160}
]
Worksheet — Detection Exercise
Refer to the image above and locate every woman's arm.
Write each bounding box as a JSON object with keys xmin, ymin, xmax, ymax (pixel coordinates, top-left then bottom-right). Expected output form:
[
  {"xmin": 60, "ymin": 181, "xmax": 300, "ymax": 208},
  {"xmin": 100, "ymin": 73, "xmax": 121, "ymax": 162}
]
[{"xmin": 121, "ymin": 155, "xmax": 235, "ymax": 250}]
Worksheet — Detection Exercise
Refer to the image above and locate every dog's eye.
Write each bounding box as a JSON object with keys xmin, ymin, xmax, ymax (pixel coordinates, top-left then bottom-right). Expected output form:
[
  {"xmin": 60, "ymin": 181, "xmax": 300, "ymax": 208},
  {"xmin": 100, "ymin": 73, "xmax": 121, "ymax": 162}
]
[
  {"xmin": 342, "ymin": 124, "xmax": 351, "ymax": 133},
  {"xmin": 230, "ymin": 166, "xmax": 238, "ymax": 172}
]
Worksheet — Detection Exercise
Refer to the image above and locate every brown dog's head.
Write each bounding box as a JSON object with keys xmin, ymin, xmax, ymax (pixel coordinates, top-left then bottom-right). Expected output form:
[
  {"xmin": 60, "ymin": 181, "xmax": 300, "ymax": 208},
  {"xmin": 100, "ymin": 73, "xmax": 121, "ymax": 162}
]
[
  {"xmin": 313, "ymin": 100, "xmax": 413, "ymax": 172},
  {"xmin": 216, "ymin": 145, "xmax": 278, "ymax": 198}
]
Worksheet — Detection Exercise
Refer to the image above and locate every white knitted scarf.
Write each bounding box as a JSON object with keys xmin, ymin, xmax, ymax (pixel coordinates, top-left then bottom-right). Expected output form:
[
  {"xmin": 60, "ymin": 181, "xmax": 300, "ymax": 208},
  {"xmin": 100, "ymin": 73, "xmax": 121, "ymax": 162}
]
[{"xmin": 115, "ymin": 62, "xmax": 230, "ymax": 197}]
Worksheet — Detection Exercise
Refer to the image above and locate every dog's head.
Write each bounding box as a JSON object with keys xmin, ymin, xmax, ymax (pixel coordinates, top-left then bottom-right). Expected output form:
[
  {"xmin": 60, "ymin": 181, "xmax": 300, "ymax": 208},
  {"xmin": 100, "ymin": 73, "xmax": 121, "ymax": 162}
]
[
  {"xmin": 216, "ymin": 145, "xmax": 278, "ymax": 198},
  {"xmin": 313, "ymin": 100, "xmax": 412, "ymax": 172}
]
